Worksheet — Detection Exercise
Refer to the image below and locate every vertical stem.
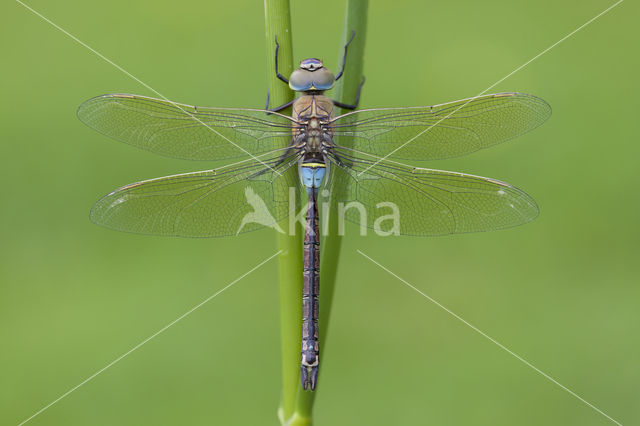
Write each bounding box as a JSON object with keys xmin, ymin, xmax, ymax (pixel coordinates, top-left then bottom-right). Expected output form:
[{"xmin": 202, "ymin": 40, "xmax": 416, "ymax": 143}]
[
  {"xmin": 332, "ymin": 1, "xmax": 369, "ymax": 118},
  {"xmin": 292, "ymin": 0, "xmax": 369, "ymax": 423},
  {"xmin": 263, "ymin": 1, "xmax": 301, "ymax": 424},
  {"xmin": 320, "ymin": 0, "xmax": 369, "ymax": 345},
  {"xmin": 265, "ymin": 1, "xmax": 368, "ymax": 423}
]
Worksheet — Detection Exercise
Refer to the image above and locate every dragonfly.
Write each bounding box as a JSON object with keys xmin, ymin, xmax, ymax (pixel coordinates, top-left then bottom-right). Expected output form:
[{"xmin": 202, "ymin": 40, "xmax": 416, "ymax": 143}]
[{"xmin": 78, "ymin": 34, "xmax": 551, "ymax": 391}]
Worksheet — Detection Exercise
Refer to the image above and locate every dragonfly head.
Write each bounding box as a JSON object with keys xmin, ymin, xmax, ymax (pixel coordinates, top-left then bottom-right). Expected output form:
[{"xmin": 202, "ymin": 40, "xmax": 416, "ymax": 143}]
[{"xmin": 289, "ymin": 58, "xmax": 336, "ymax": 92}]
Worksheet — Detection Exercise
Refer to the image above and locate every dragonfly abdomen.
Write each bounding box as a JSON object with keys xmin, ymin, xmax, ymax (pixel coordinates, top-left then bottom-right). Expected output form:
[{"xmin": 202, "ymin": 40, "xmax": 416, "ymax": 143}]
[
  {"xmin": 299, "ymin": 157, "xmax": 325, "ymax": 391},
  {"xmin": 301, "ymin": 186, "xmax": 320, "ymax": 390}
]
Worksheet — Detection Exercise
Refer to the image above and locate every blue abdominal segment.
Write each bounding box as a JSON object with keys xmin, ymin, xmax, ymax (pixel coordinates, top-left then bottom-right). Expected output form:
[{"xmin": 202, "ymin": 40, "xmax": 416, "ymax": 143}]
[{"xmin": 300, "ymin": 162, "xmax": 327, "ymax": 194}]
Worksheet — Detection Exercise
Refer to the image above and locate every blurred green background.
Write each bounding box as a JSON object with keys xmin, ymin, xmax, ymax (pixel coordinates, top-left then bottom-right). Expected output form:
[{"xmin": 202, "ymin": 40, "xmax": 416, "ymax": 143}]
[{"xmin": 2, "ymin": 0, "xmax": 638, "ymax": 424}]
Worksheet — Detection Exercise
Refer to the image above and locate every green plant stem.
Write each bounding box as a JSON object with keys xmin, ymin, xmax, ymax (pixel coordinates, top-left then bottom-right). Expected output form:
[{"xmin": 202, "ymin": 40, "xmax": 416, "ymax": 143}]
[
  {"xmin": 293, "ymin": 0, "xmax": 369, "ymax": 422},
  {"xmin": 263, "ymin": 1, "xmax": 301, "ymax": 424},
  {"xmin": 265, "ymin": 1, "xmax": 368, "ymax": 423}
]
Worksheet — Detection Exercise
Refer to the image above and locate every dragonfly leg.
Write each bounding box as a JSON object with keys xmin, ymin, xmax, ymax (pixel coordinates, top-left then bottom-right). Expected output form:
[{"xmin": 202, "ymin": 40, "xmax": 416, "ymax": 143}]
[
  {"xmin": 249, "ymin": 140, "xmax": 299, "ymax": 179},
  {"xmin": 325, "ymin": 150, "xmax": 350, "ymax": 168},
  {"xmin": 332, "ymin": 76, "xmax": 365, "ymax": 110},
  {"xmin": 264, "ymin": 90, "xmax": 295, "ymax": 114},
  {"xmin": 274, "ymin": 35, "xmax": 289, "ymax": 84},
  {"xmin": 335, "ymin": 30, "xmax": 356, "ymax": 81},
  {"xmin": 275, "ymin": 144, "xmax": 299, "ymax": 166}
]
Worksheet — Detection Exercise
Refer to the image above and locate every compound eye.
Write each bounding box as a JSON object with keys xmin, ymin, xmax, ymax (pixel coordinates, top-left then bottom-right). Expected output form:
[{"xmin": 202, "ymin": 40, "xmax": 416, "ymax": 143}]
[
  {"xmin": 289, "ymin": 69, "xmax": 314, "ymax": 91},
  {"xmin": 311, "ymin": 68, "xmax": 335, "ymax": 90}
]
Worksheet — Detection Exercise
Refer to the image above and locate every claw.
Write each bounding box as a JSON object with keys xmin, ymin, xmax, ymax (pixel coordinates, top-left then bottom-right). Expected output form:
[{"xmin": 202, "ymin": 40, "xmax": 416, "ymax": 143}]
[{"xmin": 301, "ymin": 365, "xmax": 318, "ymax": 391}]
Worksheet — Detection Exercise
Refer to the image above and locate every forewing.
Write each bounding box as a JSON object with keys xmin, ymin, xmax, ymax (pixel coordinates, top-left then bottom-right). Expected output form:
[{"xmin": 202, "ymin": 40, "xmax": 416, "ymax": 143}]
[
  {"xmin": 331, "ymin": 93, "xmax": 550, "ymax": 161},
  {"xmin": 329, "ymin": 150, "xmax": 538, "ymax": 236},
  {"xmin": 90, "ymin": 152, "xmax": 300, "ymax": 237},
  {"xmin": 78, "ymin": 94, "xmax": 297, "ymax": 161}
]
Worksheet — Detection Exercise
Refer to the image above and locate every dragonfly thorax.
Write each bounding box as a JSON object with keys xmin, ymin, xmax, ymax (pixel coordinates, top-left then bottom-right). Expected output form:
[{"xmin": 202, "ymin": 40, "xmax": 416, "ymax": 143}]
[{"xmin": 292, "ymin": 94, "xmax": 334, "ymax": 153}]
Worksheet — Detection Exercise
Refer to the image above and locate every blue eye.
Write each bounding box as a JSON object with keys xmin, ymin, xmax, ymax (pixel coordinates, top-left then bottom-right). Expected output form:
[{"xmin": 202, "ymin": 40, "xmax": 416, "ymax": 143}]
[
  {"xmin": 289, "ymin": 66, "xmax": 335, "ymax": 92},
  {"xmin": 312, "ymin": 80, "xmax": 333, "ymax": 90},
  {"xmin": 289, "ymin": 78, "xmax": 313, "ymax": 91}
]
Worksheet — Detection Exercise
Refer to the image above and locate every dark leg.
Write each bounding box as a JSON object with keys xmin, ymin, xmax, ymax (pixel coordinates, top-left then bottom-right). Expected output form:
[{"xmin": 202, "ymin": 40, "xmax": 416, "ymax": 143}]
[
  {"xmin": 264, "ymin": 90, "xmax": 295, "ymax": 113},
  {"xmin": 274, "ymin": 36, "xmax": 289, "ymax": 84},
  {"xmin": 327, "ymin": 151, "xmax": 351, "ymax": 168},
  {"xmin": 248, "ymin": 140, "xmax": 299, "ymax": 179},
  {"xmin": 332, "ymin": 76, "xmax": 365, "ymax": 110},
  {"xmin": 334, "ymin": 30, "xmax": 356, "ymax": 81}
]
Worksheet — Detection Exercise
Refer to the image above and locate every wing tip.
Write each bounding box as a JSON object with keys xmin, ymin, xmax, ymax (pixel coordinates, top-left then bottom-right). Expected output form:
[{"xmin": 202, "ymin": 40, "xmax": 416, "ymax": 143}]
[{"xmin": 77, "ymin": 93, "xmax": 132, "ymax": 120}]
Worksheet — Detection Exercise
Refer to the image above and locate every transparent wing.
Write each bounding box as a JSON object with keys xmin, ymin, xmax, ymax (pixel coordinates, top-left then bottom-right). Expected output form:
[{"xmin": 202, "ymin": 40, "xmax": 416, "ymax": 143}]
[
  {"xmin": 78, "ymin": 94, "xmax": 297, "ymax": 161},
  {"xmin": 328, "ymin": 148, "xmax": 538, "ymax": 236},
  {"xmin": 90, "ymin": 151, "xmax": 300, "ymax": 237},
  {"xmin": 330, "ymin": 92, "xmax": 551, "ymax": 161}
]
